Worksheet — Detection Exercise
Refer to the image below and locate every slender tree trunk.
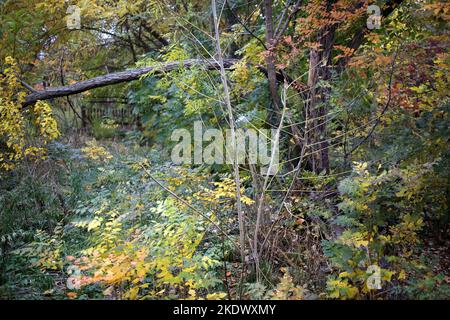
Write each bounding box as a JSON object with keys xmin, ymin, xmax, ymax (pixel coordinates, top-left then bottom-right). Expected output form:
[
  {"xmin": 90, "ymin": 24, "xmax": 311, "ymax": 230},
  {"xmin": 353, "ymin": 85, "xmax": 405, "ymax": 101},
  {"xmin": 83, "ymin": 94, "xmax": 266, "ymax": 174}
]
[
  {"xmin": 212, "ymin": 0, "xmax": 246, "ymax": 298},
  {"xmin": 263, "ymin": 0, "xmax": 282, "ymax": 127},
  {"xmin": 305, "ymin": 2, "xmax": 336, "ymax": 173}
]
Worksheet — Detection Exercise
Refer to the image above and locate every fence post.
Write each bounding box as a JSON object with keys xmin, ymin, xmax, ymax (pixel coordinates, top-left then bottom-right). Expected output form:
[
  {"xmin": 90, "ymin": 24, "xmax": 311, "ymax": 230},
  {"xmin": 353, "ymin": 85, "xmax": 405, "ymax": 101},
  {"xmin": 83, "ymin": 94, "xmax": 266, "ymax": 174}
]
[{"xmin": 81, "ymin": 105, "xmax": 87, "ymax": 129}]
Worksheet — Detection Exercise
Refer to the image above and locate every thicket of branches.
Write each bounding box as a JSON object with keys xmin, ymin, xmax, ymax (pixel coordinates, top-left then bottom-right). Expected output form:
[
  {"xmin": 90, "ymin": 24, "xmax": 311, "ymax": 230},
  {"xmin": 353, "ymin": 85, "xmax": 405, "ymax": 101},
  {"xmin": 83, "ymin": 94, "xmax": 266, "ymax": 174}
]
[{"xmin": 0, "ymin": 0, "xmax": 448, "ymax": 300}]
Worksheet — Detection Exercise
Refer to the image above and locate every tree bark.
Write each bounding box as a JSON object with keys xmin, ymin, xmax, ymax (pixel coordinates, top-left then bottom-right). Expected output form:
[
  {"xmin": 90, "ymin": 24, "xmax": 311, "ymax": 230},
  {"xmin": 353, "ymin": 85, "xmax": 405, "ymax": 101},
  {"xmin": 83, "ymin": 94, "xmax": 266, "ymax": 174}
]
[
  {"xmin": 305, "ymin": 1, "xmax": 336, "ymax": 174},
  {"xmin": 263, "ymin": 0, "xmax": 282, "ymax": 127},
  {"xmin": 23, "ymin": 59, "xmax": 239, "ymax": 106},
  {"xmin": 23, "ymin": 58, "xmax": 300, "ymax": 107}
]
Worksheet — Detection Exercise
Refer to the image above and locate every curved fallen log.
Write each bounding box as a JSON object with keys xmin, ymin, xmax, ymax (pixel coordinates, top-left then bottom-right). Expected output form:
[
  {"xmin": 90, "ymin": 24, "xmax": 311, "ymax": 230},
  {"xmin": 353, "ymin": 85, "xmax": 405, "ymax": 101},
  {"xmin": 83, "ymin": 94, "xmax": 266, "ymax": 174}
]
[
  {"xmin": 23, "ymin": 58, "xmax": 307, "ymax": 106},
  {"xmin": 23, "ymin": 58, "xmax": 239, "ymax": 106}
]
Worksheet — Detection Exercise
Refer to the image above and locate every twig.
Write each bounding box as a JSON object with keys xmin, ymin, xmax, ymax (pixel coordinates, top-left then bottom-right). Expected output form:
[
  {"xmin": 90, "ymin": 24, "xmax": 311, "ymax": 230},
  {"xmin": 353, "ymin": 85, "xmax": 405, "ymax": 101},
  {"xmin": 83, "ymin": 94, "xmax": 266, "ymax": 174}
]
[
  {"xmin": 254, "ymin": 81, "xmax": 288, "ymax": 282},
  {"xmin": 225, "ymin": 1, "xmax": 268, "ymax": 50},
  {"xmin": 59, "ymin": 50, "xmax": 83, "ymax": 124},
  {"xmin": 140, "ymin": 164, "xmax": 236, "ymax": 249},
  {"xmin": 346, "ymin": 44, "xmax": 401, "ymax": 157}
]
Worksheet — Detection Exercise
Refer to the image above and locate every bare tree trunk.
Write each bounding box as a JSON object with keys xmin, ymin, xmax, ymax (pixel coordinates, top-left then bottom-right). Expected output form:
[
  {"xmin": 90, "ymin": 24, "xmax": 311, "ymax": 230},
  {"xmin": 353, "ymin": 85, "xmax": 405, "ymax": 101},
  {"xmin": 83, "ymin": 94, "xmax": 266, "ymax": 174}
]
[
  {"xmin": 264, "ymin": 0, "xmax": 282, "ymax": 127},
  {"xmin": 305, "ymin": 2, "xmax": 336, "ymax": 173}
]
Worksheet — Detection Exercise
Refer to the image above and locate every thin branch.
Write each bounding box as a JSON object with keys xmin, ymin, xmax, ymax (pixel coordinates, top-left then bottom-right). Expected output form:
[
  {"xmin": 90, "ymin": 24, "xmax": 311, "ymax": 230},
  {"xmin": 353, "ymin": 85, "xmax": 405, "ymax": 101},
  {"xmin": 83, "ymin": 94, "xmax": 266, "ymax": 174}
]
[
  {"xmin": 19, "ymin": 79, "xmax": 36, "ymax": 93},
  {"xmin": 59, "ymin": 50, "xmax": 83, "ymax": 123},
  {"xmin": 274, "ymin": 0, "xmax": 302, "ymax": 39},
  {"xmin": 212, "ymin": 0, "xmax": 246, "ymax": 298},
  {"xmin": 346, "ymin": 45, "xmax": 400, "ymax": 156},
  {"xmin": 225, "ymin": 1, "xmax": 268, "ymax": 50},
  {"xmin": 140, "ymin": 164, "xmax": 236, "ymax": 248}
]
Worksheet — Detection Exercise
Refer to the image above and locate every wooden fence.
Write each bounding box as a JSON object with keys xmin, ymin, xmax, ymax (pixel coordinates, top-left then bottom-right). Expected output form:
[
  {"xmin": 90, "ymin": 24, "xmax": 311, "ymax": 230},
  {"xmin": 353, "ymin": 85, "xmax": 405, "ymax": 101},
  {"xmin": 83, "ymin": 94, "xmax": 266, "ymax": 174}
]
[{"xmin": 81, "ymin": 99, "xmax": 137, "ymax": 127}]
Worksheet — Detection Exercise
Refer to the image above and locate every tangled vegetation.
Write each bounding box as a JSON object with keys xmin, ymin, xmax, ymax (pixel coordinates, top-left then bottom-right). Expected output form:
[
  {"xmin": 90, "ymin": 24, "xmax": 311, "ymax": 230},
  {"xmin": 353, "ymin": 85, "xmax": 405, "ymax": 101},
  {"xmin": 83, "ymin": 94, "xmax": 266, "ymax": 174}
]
[{"xmin": 0, "ymin": 0, "xmax": 449, "ymax": 300}]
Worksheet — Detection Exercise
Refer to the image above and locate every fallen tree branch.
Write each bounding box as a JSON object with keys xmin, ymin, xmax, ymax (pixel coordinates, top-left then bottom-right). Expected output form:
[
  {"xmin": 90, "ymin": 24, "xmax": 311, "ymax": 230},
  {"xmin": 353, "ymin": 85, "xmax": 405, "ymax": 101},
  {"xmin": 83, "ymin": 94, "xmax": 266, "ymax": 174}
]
[
  {"xmin": 23, "ymin": 58, "xmax": 306, "ymax": 106},
  {"xmin": 23, "ymin": 58, "xmax": 239, "ymax": 106}
]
